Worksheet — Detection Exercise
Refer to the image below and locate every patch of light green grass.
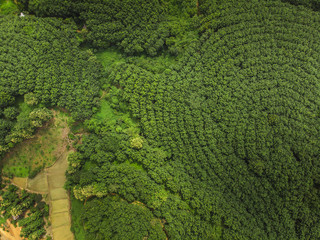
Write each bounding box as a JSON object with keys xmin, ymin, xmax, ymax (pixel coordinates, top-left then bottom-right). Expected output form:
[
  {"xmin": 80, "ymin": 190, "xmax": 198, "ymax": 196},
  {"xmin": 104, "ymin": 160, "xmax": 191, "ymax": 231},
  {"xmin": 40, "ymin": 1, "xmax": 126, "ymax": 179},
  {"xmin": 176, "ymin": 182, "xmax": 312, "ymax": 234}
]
[
  {"xmin": 2, "ymin": 111, "xmax": 69, "ymax": 178},
  {"xmin": 70, "ymin": 196, "xmax": 86, "ymax": 240},
  {"xmin": 95, "ymin": 100, "xmax": 116, "ymax": 121},
  {"xmin": 2, "ymin": 165, "xmax": 29, "ymax": 178},
  {"xmin": 95, "ymin": 48, "xmax": 125, "ymax": 69}
]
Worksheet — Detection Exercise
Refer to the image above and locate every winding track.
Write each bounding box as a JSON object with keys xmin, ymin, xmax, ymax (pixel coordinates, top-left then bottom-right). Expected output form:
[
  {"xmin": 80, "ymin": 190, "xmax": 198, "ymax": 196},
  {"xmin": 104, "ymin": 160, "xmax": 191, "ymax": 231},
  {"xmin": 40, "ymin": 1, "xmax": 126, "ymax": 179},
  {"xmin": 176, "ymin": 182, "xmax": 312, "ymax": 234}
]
[{"xmin": 14, "ymin": 112, "xmax": 74, "ymax": 240}]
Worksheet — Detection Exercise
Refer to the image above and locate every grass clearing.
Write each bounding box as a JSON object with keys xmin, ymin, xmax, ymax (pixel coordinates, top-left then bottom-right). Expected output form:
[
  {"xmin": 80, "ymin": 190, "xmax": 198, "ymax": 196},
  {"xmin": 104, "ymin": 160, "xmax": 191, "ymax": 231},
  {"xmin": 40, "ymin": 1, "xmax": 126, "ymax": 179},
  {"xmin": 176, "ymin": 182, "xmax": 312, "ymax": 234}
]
[
  {"xmin": 95, "ymin": 48, "xmax": 125, "ymax": 69},
  {"xmin": 26, "ymin": 171, "xmax": 48, "ymax": 192},
  {"xmin": 92, "ymin": 98, "xmax": 139, "ymax": 137},
  {"xmin": 70, "ymin": 196, "xmax": 85, "ymax": 240},
  {"xmin": 95, "ymin": 99, "xmax": 116, "ymax": 122},
  {"xmin": 2, "ymin": 110, "xmax": 69, "ymax": 178}
]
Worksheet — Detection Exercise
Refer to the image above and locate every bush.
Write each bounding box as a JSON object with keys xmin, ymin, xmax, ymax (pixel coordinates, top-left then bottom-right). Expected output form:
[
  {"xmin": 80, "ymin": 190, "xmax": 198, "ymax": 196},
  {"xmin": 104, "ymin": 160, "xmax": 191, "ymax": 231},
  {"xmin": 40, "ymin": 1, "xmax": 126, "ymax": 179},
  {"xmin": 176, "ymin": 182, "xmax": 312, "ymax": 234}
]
[{"xmin": 28, "ymin": 166, "xmax": 42, "ymax": 179}]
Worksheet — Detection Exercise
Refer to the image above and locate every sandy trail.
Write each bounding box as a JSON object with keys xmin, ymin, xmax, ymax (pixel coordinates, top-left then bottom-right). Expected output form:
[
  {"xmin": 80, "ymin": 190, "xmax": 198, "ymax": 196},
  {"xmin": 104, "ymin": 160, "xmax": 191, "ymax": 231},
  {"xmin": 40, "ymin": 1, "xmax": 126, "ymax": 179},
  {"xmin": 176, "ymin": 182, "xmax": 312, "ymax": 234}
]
[
  {"xmin": 46, "ymin": 150, "xmax": 74, "ymax": 240},
  {"xmin": 28, "ymin": 111, "xmax": 74, "ymax": 240},
  {"xmin": 5, "ymin": 111, "xmax": 74, "ymax": 240},
  {"xmin": 0, "ymin": 220, "xmax": 23, "ymax": 240}
]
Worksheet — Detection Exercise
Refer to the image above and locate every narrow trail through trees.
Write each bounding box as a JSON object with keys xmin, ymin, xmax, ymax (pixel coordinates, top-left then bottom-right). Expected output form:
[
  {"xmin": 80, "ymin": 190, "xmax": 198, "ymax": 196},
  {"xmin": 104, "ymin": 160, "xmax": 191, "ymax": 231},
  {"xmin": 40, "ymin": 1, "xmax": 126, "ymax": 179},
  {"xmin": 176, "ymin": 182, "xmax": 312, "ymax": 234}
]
[{"xmin": 10, "ymin": 111, "xmax": 74, "ymax": 240}]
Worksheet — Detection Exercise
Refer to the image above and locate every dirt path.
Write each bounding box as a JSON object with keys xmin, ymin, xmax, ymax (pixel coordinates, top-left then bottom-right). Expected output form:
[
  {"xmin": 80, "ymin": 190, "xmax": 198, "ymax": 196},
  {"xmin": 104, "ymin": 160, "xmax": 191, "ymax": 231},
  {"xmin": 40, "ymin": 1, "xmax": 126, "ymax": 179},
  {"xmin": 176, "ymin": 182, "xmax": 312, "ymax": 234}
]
[
  {"xmin": 0, "ymin": 220, "xmax": 23, "ymax": 240},
  {"xmin": 46, "ymin": 149, "xmax": 74, "ymax": 240},
  {"xmin": 7, "ymin": 111, "xmax": 74, "ymax": 240},
  {"xmin": 28, "ymin": 111, "xmax": 74, "ymax": 240},
  {"xmin": 10, "ymin": 152, "xmax": 74, "ymax": 240}
]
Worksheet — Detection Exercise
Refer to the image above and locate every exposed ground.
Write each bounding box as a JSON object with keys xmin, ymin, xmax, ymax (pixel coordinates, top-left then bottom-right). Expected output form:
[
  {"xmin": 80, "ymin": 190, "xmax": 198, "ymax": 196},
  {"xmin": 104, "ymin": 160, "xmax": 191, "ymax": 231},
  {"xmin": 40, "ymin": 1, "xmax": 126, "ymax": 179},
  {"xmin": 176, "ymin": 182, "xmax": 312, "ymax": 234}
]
[
  {"xmin": 0, "ymin": 220, "xmax": 23, "ymax": 240},
  {"xmin": 1, "ymin": 110, "xmax": 74, "ymax": 240},
  {"xmin": 46, "ymin": 149, "xmax": 74, "ymax": 240}
]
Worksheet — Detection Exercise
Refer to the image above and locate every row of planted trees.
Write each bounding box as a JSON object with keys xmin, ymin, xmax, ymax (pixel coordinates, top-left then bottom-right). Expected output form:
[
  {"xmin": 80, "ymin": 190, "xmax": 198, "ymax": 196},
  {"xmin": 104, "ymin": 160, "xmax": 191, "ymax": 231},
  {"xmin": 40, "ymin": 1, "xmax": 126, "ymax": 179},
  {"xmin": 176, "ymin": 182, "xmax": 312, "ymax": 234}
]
[
  {"xmin": 68, "ymin": 0, "xmax": 320, "ymax": 239},
  {"xmin": 0, "ymin": 184, "xmax": 49, "ymax": 239}
]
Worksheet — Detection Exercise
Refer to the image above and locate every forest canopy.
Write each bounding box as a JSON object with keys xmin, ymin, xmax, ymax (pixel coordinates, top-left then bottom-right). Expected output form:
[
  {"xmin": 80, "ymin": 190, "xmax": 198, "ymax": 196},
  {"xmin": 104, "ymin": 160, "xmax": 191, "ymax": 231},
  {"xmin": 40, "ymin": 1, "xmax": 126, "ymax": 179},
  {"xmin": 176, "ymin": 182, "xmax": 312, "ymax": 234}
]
[
  {"xmin": 67, "ymin": 0, "xmax": 320, "ymax": 239},
  {"xmin": 1, "ymin": 0, "xmax": 320, "ymax": 239},
  {"xmin": 0, "ymin": 15, "xmax": 102, "ymax": 157},
  {"xmin": 27, "ymin": 0, "xmax": 199, "ymax": 55}
]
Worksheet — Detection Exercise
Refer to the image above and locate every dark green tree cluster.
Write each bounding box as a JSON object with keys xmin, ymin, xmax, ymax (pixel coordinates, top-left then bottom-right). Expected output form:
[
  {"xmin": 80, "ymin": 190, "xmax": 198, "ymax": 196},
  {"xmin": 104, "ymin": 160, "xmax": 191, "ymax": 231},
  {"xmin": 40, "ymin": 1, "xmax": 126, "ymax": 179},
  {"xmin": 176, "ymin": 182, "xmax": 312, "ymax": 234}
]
[
  {"xmin": 0, "ymin": 184, "xmax": 49, "ymax": 239},
  {"xmin": 66, "ymin": 101, "xmax": 219, "ymax": 239},
  {"xmin": 0, "ymin": 0, "xmax": 19, "ymax": 15},
  {"xmin": 0, "ymin": 14, "xmax": 102, "ymax": 158},
  {"xmin": 27, "ymin": 0, "xmax": 199, "ymax": 56},
  {"xmin": 281, "ymin": 0, "xmax": 320, "ymax": 10},
  {"xmin": 0, "ymin": 15, "xmax": 102, "ymax": 120},
  {"xmin": 67, "ymin": 0, "xmax": 320, "ymax": 239},
  {"xmin": 81, "ymin": 196, "xmax": 166, "ymax": 240}
]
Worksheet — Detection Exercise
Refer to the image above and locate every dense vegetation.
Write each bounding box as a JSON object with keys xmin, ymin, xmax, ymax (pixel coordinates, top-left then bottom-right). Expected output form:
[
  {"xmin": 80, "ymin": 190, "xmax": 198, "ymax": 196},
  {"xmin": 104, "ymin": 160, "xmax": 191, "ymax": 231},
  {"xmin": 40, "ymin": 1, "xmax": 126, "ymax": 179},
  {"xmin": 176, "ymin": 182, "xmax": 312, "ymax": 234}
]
[
  {"xmin": 28, "ymin": 0, "xmax": 199, "ymax": 55},
  {"xmin": 2, "ymin": 0, "xmax": 320, "ymax": 239},
  {"xmin": 0, "ymin": 183, "xmax": 49, "ymax": 239},
  {"xmin": 281, "ymin": 0, "xmax": 320, "ymax": 10},
  {"xmin": 67, "ymin": 0, "xmax": 320, "ymax": 239},
  {"xmin": 0, "ymin": 15, "xmax": 102, "ymax": 159}
]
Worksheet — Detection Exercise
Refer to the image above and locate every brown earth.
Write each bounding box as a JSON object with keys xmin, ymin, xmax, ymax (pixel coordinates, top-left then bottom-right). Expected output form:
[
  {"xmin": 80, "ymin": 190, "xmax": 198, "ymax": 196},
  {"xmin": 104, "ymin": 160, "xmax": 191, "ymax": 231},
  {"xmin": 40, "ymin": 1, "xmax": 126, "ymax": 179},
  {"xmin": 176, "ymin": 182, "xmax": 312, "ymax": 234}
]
[
  {"xmin": 1, "ymin": 110, "xmax": 74, "ymax": 240},
  {"xmin": 0, "ymin": 220, "xmax": 23, "ymax": 240},
  {"xmin": 27, "ymin": 113, "xmax": 74, "ymax": 240}
]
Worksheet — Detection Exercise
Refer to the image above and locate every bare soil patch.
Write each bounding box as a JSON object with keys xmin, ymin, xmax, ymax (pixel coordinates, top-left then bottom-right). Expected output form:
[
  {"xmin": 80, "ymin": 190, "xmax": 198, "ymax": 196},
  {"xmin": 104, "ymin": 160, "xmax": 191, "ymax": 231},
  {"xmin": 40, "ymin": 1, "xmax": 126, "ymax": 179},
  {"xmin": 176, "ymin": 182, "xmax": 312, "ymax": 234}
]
[
  {"xmin": 3, "ymin": 110, "xmax": 74, "ymax": 240},
  {"xmin": 0, "ymin": 220, "xmax": 23, "ymax": 240}
]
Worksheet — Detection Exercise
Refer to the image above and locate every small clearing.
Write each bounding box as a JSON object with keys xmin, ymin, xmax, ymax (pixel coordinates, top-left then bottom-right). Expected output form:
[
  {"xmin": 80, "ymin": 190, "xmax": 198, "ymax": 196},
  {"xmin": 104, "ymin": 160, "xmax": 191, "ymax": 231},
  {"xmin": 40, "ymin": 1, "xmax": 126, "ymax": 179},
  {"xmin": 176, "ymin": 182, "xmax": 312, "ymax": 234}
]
[
  {"xmin": 2, "ymin": 110, "xmax": 69, "ymax": 178},
  {"xmin": 2, "ymin": 110, "xmax": 74, "ymax": 240}
]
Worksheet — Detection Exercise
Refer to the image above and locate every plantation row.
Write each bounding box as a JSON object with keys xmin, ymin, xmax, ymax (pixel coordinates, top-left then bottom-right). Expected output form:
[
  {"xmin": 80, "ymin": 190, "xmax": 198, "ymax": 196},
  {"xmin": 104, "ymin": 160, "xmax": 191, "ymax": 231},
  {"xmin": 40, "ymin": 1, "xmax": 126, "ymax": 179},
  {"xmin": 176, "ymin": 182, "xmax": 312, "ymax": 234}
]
[
  {"xmin": 2, "ymin": 0, "xmax": 320, "ymax": 239},
  {"xmin": 0, "ymin": 15, "xmax": 103, "ymax": 158},
  {"xmin": 0, "ymin": 16, "xmax": 102, "ymax": 120},
  {"xmin": 0, "ymin": 184, "xmax": 49, "ymax": 239},
  {"xmin": 24, "ymin": 0, "xmax": 199, "ymax": 56},
  {"xmin": 103, "ymin": 1, "xmax": 320, "ymax": 239}
]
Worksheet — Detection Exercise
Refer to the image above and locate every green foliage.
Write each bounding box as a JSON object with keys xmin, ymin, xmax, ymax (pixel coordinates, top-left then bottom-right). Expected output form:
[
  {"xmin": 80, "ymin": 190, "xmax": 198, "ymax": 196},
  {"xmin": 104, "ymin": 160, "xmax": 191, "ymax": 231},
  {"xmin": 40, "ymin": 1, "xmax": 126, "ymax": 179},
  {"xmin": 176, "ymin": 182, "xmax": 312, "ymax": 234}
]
[
  {"xmin": 67, "ymin": 95, "xmax": 219, "ymax": 239},
  {"xmin": 0, "ymin": 14, "xmax": 102, "ymax": 158},
  {"xmin": 24, "ymin": 93, "xmax": 39, "ymax": 106},
  {"xmin": 281, "ymin": 0, "xmax": 320, "ymax": 10},
  {"xmin": 3, "ymin": 107, "xmax": 19, "ymax": 120},
  {"xmin": 81, "ymin": 196, "xmax": 166, "ymax": 240},
  {"xmin": 2, "ymin": 166, "xmax": 29, "ymax": 178},
  {"xmin": 0, "ymin": 90, "xmax": 14, "ymax": 108},
  {"xmin": 28, "ymin": 0, "xmax": 73, "ymax": 17},
  {"xmin": 0, "ymin": 15, "xmax": 102, "ymax": 120},
  {"xmin": 29, "ymin": 108, "xmax": 53, "ymax": 127},
  {"xmin": 0, "ymin": 185, "xmax": 48, "ymax": 239},
  {"xmin": 67, "ymin": 152, "xmax": 83, "ymax": 175},
  {"xmin": 130, "ymin": 137, "xmax": 144, "ymax": 149},
  {"xmin": 78, "ymin": 0, "xmax": 169, "ymax": 55},
  {"xmin": 27, "ymin": 0, "xmax": 199, "ymax": 56},
  {"xmin": 19, "ymin": 211, "xmax": 46, "ymax": 239},
  {"xmin": 0, "ymin": 0, "xmax": 19, "ymax": 15},
  {"xmin": 92, "ymin": 1, "xmax": 320, "ymax": 239},
  {"xmin": 70, "ymin": 196, "xmax": 86, "ymax": 240}
]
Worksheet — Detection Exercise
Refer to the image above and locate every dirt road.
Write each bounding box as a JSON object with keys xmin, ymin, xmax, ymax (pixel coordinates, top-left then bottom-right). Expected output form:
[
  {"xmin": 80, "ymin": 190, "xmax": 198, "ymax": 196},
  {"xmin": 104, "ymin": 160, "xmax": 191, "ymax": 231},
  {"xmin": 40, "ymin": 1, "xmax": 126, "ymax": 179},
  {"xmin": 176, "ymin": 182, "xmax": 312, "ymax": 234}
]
[{"xmin": 10, "ymin": 111, "xmax": 74, "ymax": 240}]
